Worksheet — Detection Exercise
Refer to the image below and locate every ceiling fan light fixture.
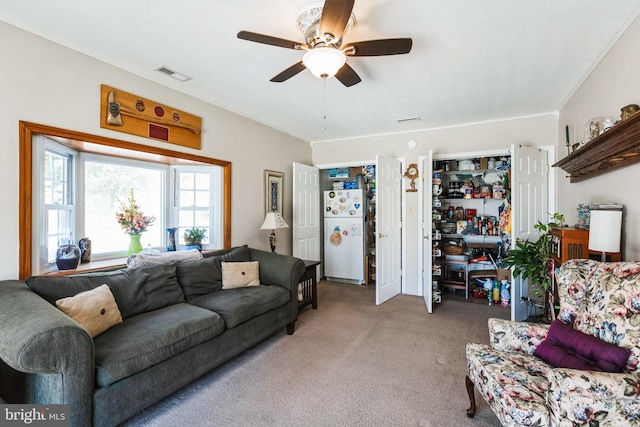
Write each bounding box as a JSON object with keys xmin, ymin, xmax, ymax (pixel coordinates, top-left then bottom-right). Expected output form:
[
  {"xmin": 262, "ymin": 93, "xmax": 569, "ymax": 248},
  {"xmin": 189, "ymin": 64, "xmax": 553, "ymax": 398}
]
[{"xmin": 303, "ymin": 47, "xmax": 346, "ymax": 79}]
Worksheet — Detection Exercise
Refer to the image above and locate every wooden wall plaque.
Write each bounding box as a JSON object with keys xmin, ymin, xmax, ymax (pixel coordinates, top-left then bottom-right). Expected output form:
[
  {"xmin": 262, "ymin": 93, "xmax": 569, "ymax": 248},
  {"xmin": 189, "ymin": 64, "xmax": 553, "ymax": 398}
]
[{"xmin": 100, "ymin": 84, "xmax": 202, "ymax": 150}]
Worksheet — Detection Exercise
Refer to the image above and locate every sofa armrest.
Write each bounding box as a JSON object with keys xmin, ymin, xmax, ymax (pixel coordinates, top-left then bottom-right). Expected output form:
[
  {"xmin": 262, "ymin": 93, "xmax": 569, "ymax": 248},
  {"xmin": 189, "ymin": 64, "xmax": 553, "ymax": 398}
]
[
  {"xmin": 249, "ymin": 249, "xmax": 306, "ymax": 323},
  {"xmin": 488, "ymin": 318, "xmax": 549, "ymax": 355},
  {"xmin": 0, "ymin": 280, "xmax": 94, "ymax": 427},
  {"xmin": 547, "ymin": 369, "xmax": 640, "ymax": 425}
]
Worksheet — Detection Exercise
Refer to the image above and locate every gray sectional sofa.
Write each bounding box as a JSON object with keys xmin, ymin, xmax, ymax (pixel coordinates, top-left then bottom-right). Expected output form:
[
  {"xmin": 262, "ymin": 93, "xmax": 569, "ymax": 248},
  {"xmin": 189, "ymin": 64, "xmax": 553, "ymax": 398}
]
[{"xmin": 0, "ymin": 245, "xmax": 305, "ymax": 427}]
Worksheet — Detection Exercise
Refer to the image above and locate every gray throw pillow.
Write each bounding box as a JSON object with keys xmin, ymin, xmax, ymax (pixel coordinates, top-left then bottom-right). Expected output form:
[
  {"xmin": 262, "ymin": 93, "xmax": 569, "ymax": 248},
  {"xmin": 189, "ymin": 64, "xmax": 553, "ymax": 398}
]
[
  {"xmin": 26, "ymin": 263, "xmax": 184, "ymax": 319},
  {"xmin": 176, "ymin": 245, "xmax": 251, "ymax": 300}
]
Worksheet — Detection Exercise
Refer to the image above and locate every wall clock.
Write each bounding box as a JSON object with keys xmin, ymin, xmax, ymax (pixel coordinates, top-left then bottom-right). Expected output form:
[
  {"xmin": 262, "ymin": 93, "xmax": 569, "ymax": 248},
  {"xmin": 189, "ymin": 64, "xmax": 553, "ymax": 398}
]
[{"xmin": 404, "ymin": 163, "xmax": 419, "ymax": 192}]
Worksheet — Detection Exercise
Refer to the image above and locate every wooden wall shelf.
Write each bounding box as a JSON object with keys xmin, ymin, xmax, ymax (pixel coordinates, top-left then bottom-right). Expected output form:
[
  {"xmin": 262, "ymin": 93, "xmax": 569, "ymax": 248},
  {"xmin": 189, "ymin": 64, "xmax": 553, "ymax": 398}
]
[{"xmin": 553, "ymin": 112, "xmax": 640, "ymax": 183}]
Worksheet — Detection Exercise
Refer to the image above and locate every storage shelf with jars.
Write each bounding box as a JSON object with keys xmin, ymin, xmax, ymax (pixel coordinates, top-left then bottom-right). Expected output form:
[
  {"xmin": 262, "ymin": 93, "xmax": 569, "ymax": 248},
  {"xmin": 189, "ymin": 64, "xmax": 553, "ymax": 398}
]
[{"xmin": 433, "ymin": 162, "xmax": 508, "ymax": 242}]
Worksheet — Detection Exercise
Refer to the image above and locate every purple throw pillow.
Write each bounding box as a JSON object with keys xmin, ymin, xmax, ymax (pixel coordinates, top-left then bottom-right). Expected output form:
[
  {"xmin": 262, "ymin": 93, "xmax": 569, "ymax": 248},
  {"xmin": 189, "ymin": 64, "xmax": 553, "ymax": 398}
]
[{"xmin": 534, "ymin": 319, "xmax": 631, "ymax": 373}]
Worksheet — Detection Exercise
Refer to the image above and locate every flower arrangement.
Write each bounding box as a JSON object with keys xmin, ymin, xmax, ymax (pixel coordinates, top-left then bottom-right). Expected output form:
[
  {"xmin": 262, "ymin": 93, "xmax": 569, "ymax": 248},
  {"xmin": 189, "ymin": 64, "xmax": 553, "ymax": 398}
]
[{"xmin": 115, "ymin": 188, "xmax": 156, "ymax": 235}]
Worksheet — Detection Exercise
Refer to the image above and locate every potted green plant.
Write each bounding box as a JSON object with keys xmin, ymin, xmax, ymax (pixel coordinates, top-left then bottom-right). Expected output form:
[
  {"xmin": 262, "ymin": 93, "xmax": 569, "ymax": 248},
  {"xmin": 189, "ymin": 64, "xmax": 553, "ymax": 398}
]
[
  {"xmin": 502, "ymin": 212, "xmax": 564, "ymax": 320},
  {"xmin": 183, "ymin": 227, "xmax": 207, "ymax": 250}
]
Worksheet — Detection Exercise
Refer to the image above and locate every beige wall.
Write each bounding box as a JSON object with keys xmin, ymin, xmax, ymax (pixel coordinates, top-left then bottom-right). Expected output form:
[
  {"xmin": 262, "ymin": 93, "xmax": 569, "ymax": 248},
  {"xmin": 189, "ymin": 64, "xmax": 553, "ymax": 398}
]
[
  {"xmin": 0, "ymin": 22, "xmax": 311, "ymax": 280},
  {"xmin": 313, "ymin": 114, "xmax": 559, "ymax": 296},
  {"xmin": 558, "ymin": 14, "xmax": 640, "ymax": 261}
]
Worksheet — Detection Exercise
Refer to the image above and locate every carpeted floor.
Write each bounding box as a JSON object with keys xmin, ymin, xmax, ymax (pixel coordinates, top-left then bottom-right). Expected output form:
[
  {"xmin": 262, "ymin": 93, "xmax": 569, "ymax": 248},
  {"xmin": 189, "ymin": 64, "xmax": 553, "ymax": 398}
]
[{"xmin": 122, "ymin": 281, "xmax": 506, "ymax": 427}]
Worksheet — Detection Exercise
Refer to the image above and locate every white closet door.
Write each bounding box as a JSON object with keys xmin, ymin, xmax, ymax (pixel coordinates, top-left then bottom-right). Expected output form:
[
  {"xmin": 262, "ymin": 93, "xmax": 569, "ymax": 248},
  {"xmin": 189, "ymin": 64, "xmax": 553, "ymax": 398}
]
[
  {"xmin": 292, "ymin": 162, "xmax": 320, "ymax": 262},
  {"xmin": 375, "ymin": 155, "xmax": 402, "ymax": 305}
]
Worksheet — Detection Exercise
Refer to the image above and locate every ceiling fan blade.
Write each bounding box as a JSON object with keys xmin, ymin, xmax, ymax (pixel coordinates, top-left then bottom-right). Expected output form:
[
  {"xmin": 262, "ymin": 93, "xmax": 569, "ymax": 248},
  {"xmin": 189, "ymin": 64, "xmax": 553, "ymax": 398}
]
[
  {"xmin": 319, "ymin": 0, "xmax": 355, "ymax": 42},
  {"xmin": 270, "ymin": 62, "xmax": 307, "ymax": 82},
  {"xmin": 343, "ymin": 38, "xmax": 413, "ymax": 56},
  {"xmin": 335, "ymin": 63, "xmax": 361, "ymax": 87},
  {"xmin": 237, "ymin": 31, "xmax": 305, "ymax": 50}
]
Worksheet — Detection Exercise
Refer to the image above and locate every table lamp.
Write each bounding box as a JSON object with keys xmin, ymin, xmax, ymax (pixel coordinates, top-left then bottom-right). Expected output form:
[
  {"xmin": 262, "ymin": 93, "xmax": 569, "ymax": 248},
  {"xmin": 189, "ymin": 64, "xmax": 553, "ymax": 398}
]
[
  {"xmin": 588, "ymin": 210, "xmax": 622, "ymax": 262},
  {"xmin": 260, "ymin": 211, "xmax": 289, "ymax": 253}
]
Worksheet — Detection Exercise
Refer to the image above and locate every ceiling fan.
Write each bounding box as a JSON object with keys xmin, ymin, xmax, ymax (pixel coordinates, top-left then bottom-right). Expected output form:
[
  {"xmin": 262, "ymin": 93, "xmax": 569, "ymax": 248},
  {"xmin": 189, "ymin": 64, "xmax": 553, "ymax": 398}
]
[{"xmin": 237, "ymin": 0, "xmax": 412, "ymax": 87}]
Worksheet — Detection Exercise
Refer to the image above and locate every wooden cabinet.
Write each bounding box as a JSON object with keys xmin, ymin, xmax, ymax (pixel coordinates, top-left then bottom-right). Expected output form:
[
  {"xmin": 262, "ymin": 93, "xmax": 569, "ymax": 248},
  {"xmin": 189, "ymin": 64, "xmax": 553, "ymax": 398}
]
[{"xmin": 549, "ymin": 227, "xmax": 621, "ymax": 265}]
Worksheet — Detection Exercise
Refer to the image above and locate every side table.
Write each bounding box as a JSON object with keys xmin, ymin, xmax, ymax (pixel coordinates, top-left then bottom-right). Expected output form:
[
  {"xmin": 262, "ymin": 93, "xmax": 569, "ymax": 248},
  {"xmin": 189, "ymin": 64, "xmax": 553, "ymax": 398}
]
[{"xmin": 299, "ymin": 260, "xmax": 321, "ymax": 311}]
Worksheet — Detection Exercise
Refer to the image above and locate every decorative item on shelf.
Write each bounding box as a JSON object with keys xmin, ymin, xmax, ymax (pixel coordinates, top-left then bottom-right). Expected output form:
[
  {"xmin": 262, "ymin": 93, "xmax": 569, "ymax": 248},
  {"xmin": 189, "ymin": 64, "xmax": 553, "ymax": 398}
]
[
  {"xmin": 588, "ymin": 209, "xmax": 622, "ymax": 262},
  {"xmin": 260, "ymin": 211, "xmax": 289, "ymax": 253},
  {"xmin": 166, "ymin": 228, "xmax": 177, "ymax": 251},
  {"xmin": 78, "ymin": 237, "xmax": 91, "ymax": 263},
  {"xmin": 403, "ymin": 163, "xmax": 419, "ymax": 192},
  {"xmin": 183, "ymin": 227, "xmax": 207, "ymax": 251},
  {"xmin": 584, "ymin": 117, "xmax": 605, "ymax": 142},
  {"xmin": 115, "ymin": 188, "xmax": 156, "ymax": 255},
  {"xmin": 55, "ymin": 244, "xmax": 81, "ymax": 270},
  {"xmin": 620, "ymin": 104, "xmax": 640, "ymax": 121}
]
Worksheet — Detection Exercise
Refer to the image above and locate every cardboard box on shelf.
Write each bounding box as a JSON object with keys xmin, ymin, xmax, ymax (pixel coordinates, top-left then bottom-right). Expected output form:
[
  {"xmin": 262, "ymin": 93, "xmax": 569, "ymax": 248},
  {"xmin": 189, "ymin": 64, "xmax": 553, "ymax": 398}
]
[
  {"xmin": 480, "ymin": 157, "xmax": 488, "ymax": 170},
  {"xmin": 497, "ymin": 269, "xmax": 511, "ymax": 281},
  {"xmin": 328, "ymin": 168, "xmax": 350, "ymax": 178}
]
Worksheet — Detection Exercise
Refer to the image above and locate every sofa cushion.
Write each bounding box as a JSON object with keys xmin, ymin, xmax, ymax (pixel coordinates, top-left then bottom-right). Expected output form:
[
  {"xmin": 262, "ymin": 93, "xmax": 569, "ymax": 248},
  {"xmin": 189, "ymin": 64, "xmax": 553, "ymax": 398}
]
[
  {"xmin": 94, "ymin": 303, "xmax": 225, "ymax": 387},
  {"xmin": 221, "ymin": 261, "xmax": 260, "ymax": 289},
  {"xmin": 571, "ymin": 262, "xmax": 640, "ymax": 373},
  {"xmin": 26, "ymin": 263, "xmax": 185, "ymax": 319},
  {"xmin": 555, "ymin": 259, "xmax": 598, "ymax": 324},
  {"xmin": 56, "ymin": 284, "xmax": 123, "ymax": 337},
  {"xmin": 189, "ymin": 285, "xmax": 289, "ymax": 329},
  {"xmin": 467, "ymin": 343, "xmax": 551, "ymax": 426},
  {"xmin": 534, "ymin": 319, "xmax": 631, "ymax": 372},
  {"xmin": 176, "ymin": 245, "xmax": 251, "ymax": 300}
]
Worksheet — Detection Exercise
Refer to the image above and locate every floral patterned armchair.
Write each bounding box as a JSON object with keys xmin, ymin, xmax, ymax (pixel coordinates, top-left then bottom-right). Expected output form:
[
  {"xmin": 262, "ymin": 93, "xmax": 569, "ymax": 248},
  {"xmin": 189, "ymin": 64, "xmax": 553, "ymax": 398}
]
[{"xmin": 465, "ymin": 259, "xmax": 640, "ymax": 426}]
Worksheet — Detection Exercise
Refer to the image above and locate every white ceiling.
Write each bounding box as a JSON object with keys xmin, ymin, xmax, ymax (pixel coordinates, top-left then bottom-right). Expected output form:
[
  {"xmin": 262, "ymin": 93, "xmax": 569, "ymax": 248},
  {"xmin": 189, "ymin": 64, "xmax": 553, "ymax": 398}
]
[{"xmin": 2, "ymin": 0, "xmax": 639, "ymax": 143}]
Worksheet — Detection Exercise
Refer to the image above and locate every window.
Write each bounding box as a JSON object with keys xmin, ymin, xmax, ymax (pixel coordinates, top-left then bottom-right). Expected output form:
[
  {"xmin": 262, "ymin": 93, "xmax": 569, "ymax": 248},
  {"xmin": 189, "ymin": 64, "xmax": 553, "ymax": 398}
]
[
  {"xmin": 83, "ymin": 154, "xmax": 167, "ymax": 258},
  {"xmin": 35, "ymin": 138, "xmax": 76, "ymax": 265},
  {"xmin": 172, "ymin": 167, "xmax": 223, "ymax": 248},
  {"xmin": 20, "ymin": 122, "xmax": 232, "ymax": 278}
]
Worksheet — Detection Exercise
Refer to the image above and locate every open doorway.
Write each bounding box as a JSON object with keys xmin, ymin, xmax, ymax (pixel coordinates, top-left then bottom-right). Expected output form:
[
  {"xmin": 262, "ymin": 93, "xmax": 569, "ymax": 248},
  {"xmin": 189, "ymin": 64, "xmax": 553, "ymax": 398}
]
[{"xmin": 293, "ymin": 156, "xmax": 404, "ymax": 306}]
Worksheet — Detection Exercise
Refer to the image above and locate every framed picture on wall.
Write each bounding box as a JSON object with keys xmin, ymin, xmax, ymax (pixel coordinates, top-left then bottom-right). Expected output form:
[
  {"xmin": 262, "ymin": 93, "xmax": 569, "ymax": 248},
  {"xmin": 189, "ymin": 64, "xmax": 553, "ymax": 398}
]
[{"xmin": 264, "ymin": 170, "xmax": 284, "ymax": 214}]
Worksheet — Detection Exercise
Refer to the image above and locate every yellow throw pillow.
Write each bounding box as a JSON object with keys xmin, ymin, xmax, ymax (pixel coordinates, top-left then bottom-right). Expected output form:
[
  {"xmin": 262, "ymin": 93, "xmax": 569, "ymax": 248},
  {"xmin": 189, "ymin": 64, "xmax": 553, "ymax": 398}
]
[
  {"xmin": 56, "ymin": 284, "xmax": 123, "ymax": 337},
  {"xmin": 221, "ymin": 261, "xmax": 260, "ymax": 289}
]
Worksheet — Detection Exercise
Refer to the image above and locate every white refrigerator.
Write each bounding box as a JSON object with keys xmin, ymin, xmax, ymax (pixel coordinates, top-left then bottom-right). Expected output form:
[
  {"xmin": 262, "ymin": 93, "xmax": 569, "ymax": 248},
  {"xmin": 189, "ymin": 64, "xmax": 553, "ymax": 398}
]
[{"xmin": 324, "ymin": 189, "xmax": 366, "ymax": 284}]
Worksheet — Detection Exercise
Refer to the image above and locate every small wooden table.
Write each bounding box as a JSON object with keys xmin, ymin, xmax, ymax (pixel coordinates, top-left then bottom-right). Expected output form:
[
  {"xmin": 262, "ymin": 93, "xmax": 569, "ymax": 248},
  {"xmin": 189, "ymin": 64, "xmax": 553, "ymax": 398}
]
[{"xmin": 299, "ymin": 260, "xmax": 321, "ymax": 311}]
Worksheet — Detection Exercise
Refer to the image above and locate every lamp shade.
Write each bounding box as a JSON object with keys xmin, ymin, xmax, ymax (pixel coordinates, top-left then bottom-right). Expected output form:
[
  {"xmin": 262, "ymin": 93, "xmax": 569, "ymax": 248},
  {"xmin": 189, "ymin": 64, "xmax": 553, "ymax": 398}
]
[
  {"xmin": 260, "ymin": 212, "xmax": 289, "ymax": 230},
  {"xmin": 588, "ymin": 210, "xmax": 622, "ymax": 253},
  {"xmin": 302, "ymin": 47, "xmax": 346, "ymax": 79}
]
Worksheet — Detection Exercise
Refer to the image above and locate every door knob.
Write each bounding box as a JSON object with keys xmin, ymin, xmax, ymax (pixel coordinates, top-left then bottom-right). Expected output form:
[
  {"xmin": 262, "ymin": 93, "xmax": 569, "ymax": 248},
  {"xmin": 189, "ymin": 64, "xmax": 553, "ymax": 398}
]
[{"xmin": 379, "ymin": 233, "xmax": 388, "ymax": 238}]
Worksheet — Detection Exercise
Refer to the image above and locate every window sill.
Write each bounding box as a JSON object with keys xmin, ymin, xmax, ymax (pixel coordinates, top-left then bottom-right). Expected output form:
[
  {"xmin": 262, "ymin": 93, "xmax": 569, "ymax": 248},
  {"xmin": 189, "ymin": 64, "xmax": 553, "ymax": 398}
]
[{"xmin": 43, "ymin": 257, "xmax": 128, "ymax": 276}]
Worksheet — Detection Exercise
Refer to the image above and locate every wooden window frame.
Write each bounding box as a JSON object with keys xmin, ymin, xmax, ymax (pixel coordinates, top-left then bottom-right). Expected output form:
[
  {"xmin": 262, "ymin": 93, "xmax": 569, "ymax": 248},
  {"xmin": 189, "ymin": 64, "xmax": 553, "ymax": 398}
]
[{"xmin": 19, "ymin": 121, "xmax": 232, "ymax": 279}]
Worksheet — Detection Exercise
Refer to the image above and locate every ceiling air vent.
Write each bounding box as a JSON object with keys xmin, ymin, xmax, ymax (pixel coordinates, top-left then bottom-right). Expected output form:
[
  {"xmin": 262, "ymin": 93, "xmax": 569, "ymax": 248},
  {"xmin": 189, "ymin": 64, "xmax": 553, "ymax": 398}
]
[
  {"xmin": 396, "ymin": 116, "xmax": 421, "ymax": 124},
  {"xmin": 154, "ymin": 66, "xmax": 192, "ymax": 82}
]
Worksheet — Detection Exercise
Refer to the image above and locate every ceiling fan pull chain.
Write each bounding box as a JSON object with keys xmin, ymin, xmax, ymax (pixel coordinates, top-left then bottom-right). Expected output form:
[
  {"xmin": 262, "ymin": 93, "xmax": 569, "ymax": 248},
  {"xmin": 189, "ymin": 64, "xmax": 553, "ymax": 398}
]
[{"xmin": 323, "ymin": 78, "xmax": 327, "ymax": 130}]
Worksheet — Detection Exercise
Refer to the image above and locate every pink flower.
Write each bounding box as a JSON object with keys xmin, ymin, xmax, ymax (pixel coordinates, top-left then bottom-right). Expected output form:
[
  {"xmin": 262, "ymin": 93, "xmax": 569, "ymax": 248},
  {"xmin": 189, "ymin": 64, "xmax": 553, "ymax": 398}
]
[
  {"xmin": 115, "ymin": 188, "xmax": 155, "ymax": 235},
  {"xmin": 567, "ymin": 282, "xmax": 586, "ymax": 300},
  {"xmin": 612, "ymin": 305, "xmax": 628, "ymax": 317},
  {"xmin": 625, "ymin": 292, "xmax": 640, "ymax": 313},
  {"xmin": 614, "ymin": 263, "xmax": 640, "ymax": 278}
]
